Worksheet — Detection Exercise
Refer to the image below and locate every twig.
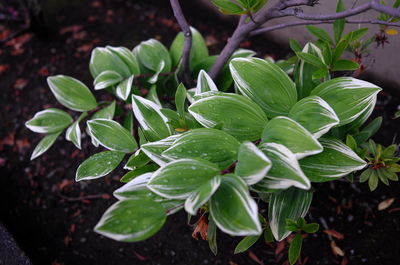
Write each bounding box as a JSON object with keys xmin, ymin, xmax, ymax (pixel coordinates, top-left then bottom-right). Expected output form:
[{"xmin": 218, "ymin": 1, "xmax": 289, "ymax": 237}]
[
  {"xmin": 0, "ymin": 24, "xmax": 29, "ymax": 45},
  {"xmin": 170, "ymin": 0, "xmax": 193, "ymax": 86},
  {"xmin": 250, "ymin": 19, "xmax": 400, "ymax": 36},
  {"xmin": 57, "ymin": 193, "xmax": 108, "ymax": 202},
  {"xmin": 208, "ymin": 0, "xmax": 400, "ymax": 79}
]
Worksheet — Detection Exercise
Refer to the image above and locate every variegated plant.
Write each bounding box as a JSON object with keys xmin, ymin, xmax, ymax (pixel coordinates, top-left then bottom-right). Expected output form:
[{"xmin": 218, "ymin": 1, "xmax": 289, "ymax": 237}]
[{"xmin": 25, "ymin": 24, "xmax": 399, "ymax": 263}]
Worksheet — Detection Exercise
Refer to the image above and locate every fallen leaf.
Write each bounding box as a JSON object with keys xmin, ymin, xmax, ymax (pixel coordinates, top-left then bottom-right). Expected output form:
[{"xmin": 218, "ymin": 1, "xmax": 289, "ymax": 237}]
[
  {"xmin": 14, "ymin": 78, "xmax": 28, "ymax": 89},
  {"xmin": 0, "ymin": 64, "xmax": 10, "ymax": 74},
  {"xmin": 323, "ymin": 229, "xmax": 344, "ymax": 240},
  {"xmin": 330, "ymin": 241, "xmax": 345, "ymax": 257},
  {"xmin": 192, "ymin": 215, "xmax": 208, "ymax": 240},
  {"xmin": 77, "ymin": 43, "xmax": 93, "ymax": 53},
  {"xmin": 248, "ymin": 251, "xmax": 264, "ymax": 265},
  {"xmin": 378, "ymin": 198, "xmax": 395, "ymax": 211},
  {"xmin": 60, "ymin": 25, "xmax": 83, "ymax": 35},
  {"xmin": 38, "ymin": 66, "xmax": 50, "ymax": 76}
]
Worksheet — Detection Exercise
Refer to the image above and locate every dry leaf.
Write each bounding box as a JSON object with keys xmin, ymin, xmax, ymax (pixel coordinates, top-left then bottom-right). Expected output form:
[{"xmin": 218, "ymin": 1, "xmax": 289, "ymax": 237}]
[
  {"xmin": 378, "ymin": 198, "xmax": 395, "ymax": 211},
  {"xmin": 191, "ymin": 215, "xmax": 208, "ymax": 240},
  {"xmin": 330, "ymin": 241, "xmax": 345, "ymax": 257},
  {"xmin": 324, "ymin": 229, "xmax": 344, "ymax": 240},
  {"xmin": 0, "ymin": 64, "xmax": 10, "ymax": 74},
  {"xmin": 14, "ymin": 78, "xmax": 28, "ymax": 89}
]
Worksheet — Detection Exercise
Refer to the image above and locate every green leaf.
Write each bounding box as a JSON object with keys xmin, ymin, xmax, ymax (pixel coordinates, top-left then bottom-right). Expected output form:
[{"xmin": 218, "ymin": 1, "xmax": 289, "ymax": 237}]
[
  {"xmin": 210, "ymin": 174, "xmax": 262, "ymax": 236},
  {"xmin": 332, "ymin": 39, "xmax": 349, "ymax": 63},
  {"xmin": 147, "ymin": 158, "xmax": 220, "ymax": 199},
  {"xmin": 306, "ymin": 25, "xmax": 333, "ymax": 44},
  {"xmin": 188, "ymin": 92, "xmax": 268, "ymax": 141},
  {"xmin": 262, "ymin": 116, "xmax": 323, "ymax": 159},
  {"xmin": 235, "ymin": 141, "xmax": 272, "ymax": 185},
  {"xmin": 132, "ymin": 95, "xmax": 172, "ymax": 142},
  {"xmin": 294, "ymin": 43, "xmax": 326, "ymax": 98},
  {"xmin": 333, "ymin": 0, "xmax": 346, "ymax": 43},
  {"xmin": 344, "ymin": 28, "xmax": 368, "ymax": 43},
  {"xmin": 147, "ymin": 85, "xmax": 162, "ymax": 107},
  {"xmin": 87, "ymin": 119, "xmax": 137, "ymax": 153},
  {"xmin": 311, "ymin": 77, "xmax": 381, "ymax": 126},
  {"xmin": 264, "ymin": 226, "xmax": 274, "ymax": 243},
  {"xmin": 230, "ymin": 57, "xmax": 297, "ymax": 117},
  {"xmin": 346, "ymin": 134, "xmax": 357, "ymax": 151},
  {"xmin": 289, "ymin": 233, "xmax": 303, "ymax": 265},
  {"xmin": 120, "ymin": 164, "xmax": 159, "ymax": 183},
  {"xmin": 368, "ymin": 170, "xmax": 379, "ymax": 191},
  {"xmin": 234, "ymin": 235, "xmax": 260, "ymax": 254},
  {"xmin": 30, "ymin": 131, "xmax": 62, "ymax": 160},
  {"xmin": 303, "ymin": 223, "xmax": 319, "ymax": 233},
  {"xmin": 300, "ymin": 138, "xmax": 367, "ymax": 182},
  {"xmin": 93, "ymin": 70, "xmax": 123, "ymax": 90},
  {"xmin": 106, "ymin": 46, "xmax": 140, "ymax": 75},
  {"xmin": 124, "ymin": 150, "xmax": 151, "ymax": 170},
  {"xmin": 114, "ymin": 172, "xmax": 156, "ymax": 199},
  {"xmin": 76, "ymin": 151, "xmax": 125, "ymax": 181},
  {"xmin": 254, "ymin": 143, "xmax": 311, "ymax": 190},
  {"xmin": 195, "ymin": 70, "xmax": 219, "ymax": 95},
  {"xmin": 94, "ymin": 198, "xmax": 166, "ymax": 242},
  {"xmin": 288, "ymin": 96, "xmax": 339, "ymax": 138},
  {"xmin": 296, "ymin": 52, "xmax": 327, "ymax": 69},
  {"xmin": 289, "ymin": 39, "xmax": 302, "ymax": 53},
  {"xmin": 211, "ymin": 0, "xmax": 245, "ymax": 14},
  {"xmin": 354, "ymin": 117, "xmax": 382, "ymax": 143},
  {"xmin": 162, "ymin": 128, "xmax": 239, "ymax": 170},
  {"xmin": 92, "ymin": 101, "xmax": 116, "ymax": 120},
  {"xmin": 116, "ymin": 75, "xmax": 134, "ymax": 100},
  {"xmin": 26, "ymin": 108, "xmax": 72, "ymax": 133},
  {"xmin": 184, "ymin": 175, "xmax": 221, "ymax": 215},
  {"xmin": 136, "ymin": 39, "xmax": 171, "ymax": 73},
  {"xmin": 89, "ymin": 47, "xmax": 132, "ymax": 78},
  {"xmin": 332, "ymin": 59, "xmax": 359, "ymax": 71},
  {"xmin": 65, "ymin": 112, "xmax": 86, "ymax": 149},
  {"xmin": 286, "ymin": 219, "xmax": 299, "ymax": 232},
  {"xmin": 170, "ymin": 27, "xmax": 209, "ymax": 69},
  {"xmin": 268, "ymin": 187, "xmax": 313, "ymax": 241},
  {"xmin": 175, "ymin": 83, "xmax": 187, "ymax": 119},
  {"xmin": 141, "ymin": 135, "xmax": 181, "ymax": 166},
  {"xmin": 208, "ymin": 217, "xmax": 218, "ymax": 255}
]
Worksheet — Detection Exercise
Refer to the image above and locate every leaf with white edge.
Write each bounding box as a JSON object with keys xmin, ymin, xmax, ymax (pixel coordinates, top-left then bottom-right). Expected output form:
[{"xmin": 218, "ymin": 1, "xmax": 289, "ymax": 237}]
[
  {"xmin": 47, "ymin": 75, "xmax": 97, "ymax": 111},
  {"xmin": 162, "ymin": 128, "xmax": 240, "ymax": 170},
  {"xmin": 114, "ymin": 172, "xmax": 155, "ymax": 200},
  {"xmin": 261, "ymin": 116, "xmax": 323, "ymax": 159},
  {"xmin": 116, "ymin": 75, "xmax": 134, "ymax": 100},
  {"xmin": 230, "ymin": 57, "xmax": 297, "ymax": 118},
  {"xmin": 293, "ymin": 43, "xmax": 326, "ymax": 99},
  {"xmin": 94, "ymin": 198, "xmax": 166, "ymax": 242},
  {"xmin": 288, "ymin": 96, "xmax": 339, "ymax": 138},
  {"xmin": 235, "ymin": 141, "xmax": 271, "ymax": 185},
  {"xmin": 66, "ymin": 121, "xmax": 82, "ymax": 149},
  {"xmin": 268, "ymin": 187, "xmax": 313, "ymax": 241},
  {"xmin": 87, "ymin": 119, "xmax": 137, "ymax": 153},
  {"xmin": 254, "ymin": 143, "xmax": 311, "ymax": 191},
  {"xmin": 300, "ymin": 138, "xmax": 367, "ymax": 182},
  {"xmin": 184, "ymin": 176, "xmax": 221, "ymax": 215},
  {"xmin": 26, "ymin": 108, "xmax": 72, "ymax": 133},
  {"xmin": 106, "ymin": 46, "xmax": 140, "ymax": 75},
  {"xmin": 132, "ymin": 95, "xmax": 172, "ymax": 142},
  {"xmin": 147, "ymin": 158, "xmax": 220, "ymax": 199},
  {"xmin": 92, "ymin": 101, "xmax": 116, "ymax": 120},
  {"xmin": 195, "ymin": 70, "xmax": 218, "ymax": 95},
  {"xmin": 89, "ymin": 47, "xmax": 131, "ymax": 78},
  {"xmin": 346, "ymin": 96, "xmax": 376, "ymax": 131},
  {"xmin": 189, "ymin": 92, "xmax": 268, "ymax": 141},
  {"xmin": 311, "ymin": 77, "xmax": 381, "ymax": 126},
  {"xmin": 141, "ymin": 135, "xmax": 181, "ymax": 166},
  {"xmin": 147, "ymin": 85, "xmax": 162, "ymax": 107},
  {"xmin": 30, "ymin": 131, "xmax": 62, "ymax": 160},
  {"xmin": 136, "ymin": 39, "xmax": 171, "ymax": 73},
  {"xmin": 76, "ymin": 151, "xmax": 125, "ymax": 181},
  {"xmin": 124, "ymin": 150, "xmax": 150, "ymax": 170},
  {"xmin": 170, "ymin": 27, "xmax": 209, "ymax": 69},
  {"xmin": 210, "ymin": 174, "xmax": 262, "ymax": 236},
  {"xmin": 148, "ymin": 60, "xmax": 165, "ymax": 84},
  {"xmin": 93, "ymin": 70, "xmax": 123, "ymax": 90}
]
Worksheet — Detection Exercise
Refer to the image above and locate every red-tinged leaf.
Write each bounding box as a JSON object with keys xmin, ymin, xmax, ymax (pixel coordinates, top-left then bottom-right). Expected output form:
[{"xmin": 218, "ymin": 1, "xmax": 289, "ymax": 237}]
[
  {"xmin": 134, "ymin": 251, "xmax": 147, "ymax": 261},
  {"xmin": 229, "ymin": 261, "xmax": 239, "ymax": 265},
  {"xmin": 378, "ymin": 198, "xmax": 395, "ymax": 211},
  {"xmin": 77, "ymin": 43, "xmax": 93, "ymax": 53},
  {"xmin": 70, "ymin": 210, "xmax": 82, "ymax": 218},
  {"xmin": 69, "ymin": 223, "xmax": 76, "ymax": 233},
  {"xmin": 275, "ymin": 240, "xmax": 286, "ymax": 255},
  {"xmin": 38, "ymin": 66, "xmax": 50, "ymax": 76},
  {"xmin": 324, "ymin": 229, "xmax": 344, "ymax": 240},
  {"xmin": 60, "ymin": 25, "xmax": 83, "ymax": 34},
  {"xmin": 63, "ymin": 235, "xmax": 72, "ymax": 246},
  {"xmin": 0, "ymin": 64, "xmax": 10, "ymax": 74},
  {"xmin": 14, "ymin": 78, "xmax": 28, "ymax": 89},
  {"xmin": 192, "ymin": 215, "xmax": 208, "ymax": 240},
  {"xmin": 101, "ymin": 193, "xmax": 111, "ymax": 199},
  {"xmin": 330, "ymin": 241, "xmax": 345, "ymax": 256},
  {"xmin": 248, "ymin": 251, "xmax": 264, "ymax": 265}
]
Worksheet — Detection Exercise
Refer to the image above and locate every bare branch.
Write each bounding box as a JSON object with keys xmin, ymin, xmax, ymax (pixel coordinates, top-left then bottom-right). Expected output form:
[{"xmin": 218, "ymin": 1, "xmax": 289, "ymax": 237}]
[
  {"xmin": 250, "ymin": 19, "xmax": 400, "ymax": 36},
  {"xmin": 170, "ymin": 0, "xmax": 193, "ymax": 85}
]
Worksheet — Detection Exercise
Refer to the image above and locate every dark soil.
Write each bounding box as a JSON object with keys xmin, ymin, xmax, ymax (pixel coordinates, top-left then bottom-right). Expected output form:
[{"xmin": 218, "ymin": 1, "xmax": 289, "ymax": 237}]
[{"xmin": 1, "ymin": 1, "xmax": 399, "ymax": 265}]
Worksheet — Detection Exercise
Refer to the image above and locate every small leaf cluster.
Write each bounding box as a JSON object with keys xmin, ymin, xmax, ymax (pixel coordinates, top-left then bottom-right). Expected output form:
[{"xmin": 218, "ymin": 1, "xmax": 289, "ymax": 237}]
[{"xmin": 211, "ymin": 0, "xmax": 267, "ymax": 16}]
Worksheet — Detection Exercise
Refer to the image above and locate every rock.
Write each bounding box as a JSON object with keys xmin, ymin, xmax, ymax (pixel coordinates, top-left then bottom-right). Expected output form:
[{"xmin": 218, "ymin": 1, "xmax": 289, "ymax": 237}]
[{"xmin": 0, "ymin": 223, "xmax": 32, "ymax": 265}]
